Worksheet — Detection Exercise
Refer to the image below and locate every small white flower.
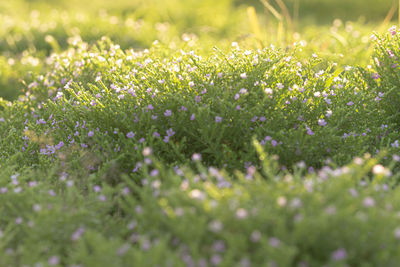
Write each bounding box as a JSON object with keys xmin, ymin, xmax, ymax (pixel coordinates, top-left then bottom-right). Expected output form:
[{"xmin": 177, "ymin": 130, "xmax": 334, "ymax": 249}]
[
  {"xmin": 372, "ymin": 164, "xmax": 391, "ymax": 176},
  {"xmin": 189, "ymin": 189, "xmax": 206, "ymax": 200},
  {"xmin": 264, "ymin": 88, "xmax": 273, "ymax": 94},
  {"xmin": 277, "ymin": 196, "xmax": 287, "ymax": 207},
  {"xmin": 236, "ymin": 208, "xmax": 248, "ymax": 219}
]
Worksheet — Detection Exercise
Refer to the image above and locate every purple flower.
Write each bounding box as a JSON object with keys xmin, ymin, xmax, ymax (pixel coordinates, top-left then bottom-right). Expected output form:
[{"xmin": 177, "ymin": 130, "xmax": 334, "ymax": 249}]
[
  {"xmin": 268, "ymin": 237, "xmax": 281, "ymax": 247},
  {"xmin": 212, "ymin": 240, "xmax": 226, "ymax": 252},
  {"xmin": 133, "ymin": 162, "xmax": 142, "ymax": 172},
  {"xmin": 347, "ymin": 101, "xmax": 354, "ymax": 106},
  {"xmin": 271, "ymin": 140, "xmax": 278, "ymax": 147},
  {"xmin": 36, "ymin": 119, "xmax": 46, "ymax": 125},
  {"xmin": 389, "ymin": 26, "xmax": 397, "ymax": 36},
  {"xmin": 331, "ymin": 248, "xmax": 347, "ymax": 261},
  {"xmin": 117, "ymin": 243, "xmax": 131, "ymax": 255},
  {"xmin": 15, "ymin": 217, "xmax": 23, "ymax": 224},
  {"xmin": 372, "ymin": 73, "xmax": 380, "ymax": 80},
  {"xmin": 71, "ymin": 227, "xmax": 85, "ymax": 241},
  {"xmin": 318, "ymin": 119, "xmax": 327, "ymax": 126},
  {"xmin": 88, "ymin": 131, "xmax": 94, "ymax": 137},
  {"xmin": 29, "ymin": 181, "xmax": 38, "ymax": 187},
  {"xmin": 55, "ymin": 141, "xmax": 64, "ymax": 150},
  {"xmin": 128, "ymin": 89, "xmax": 136, "ymax": 96},
  {"xmin": 126, "ymin": 132, "xmax": 135, "ymax": 138},
  {"xmin": 164, "ymin": 109, "xmax": 172, "ymax": 117},
  {"xmin": 363, "ymin": 196, "xmax": 375, "ymax": 207},
  {"xmin": 48, "ymin": 256, "xmax": 60, "ymax": 266},
  {"xmin": 190, "ymin": 114, "xmax": 195, "ymax": 120},
  {"xmin": 153, "ymin": 132, "xmax": 160, "ymax": 138},
  {"xmin": 150, "ymin": 169, "xmax": 159, "ymax": 176},
  {"xmin": 215, "ymin": 116, "xmax": 222, "ymax": 123},
  {"xmin": 251, "ymin": 230, "xmax": 261, "ymax": 242},
  {"xmin": 210, "ymin": 254, "xmax": 222, "ymax": 266},
  {"xmin": 166, "ymin": 128, "xmax": 175, "ymax": 136},
  {"xmin": 387, "ymin": 49, "xmax": 395, "ymax": 58}
]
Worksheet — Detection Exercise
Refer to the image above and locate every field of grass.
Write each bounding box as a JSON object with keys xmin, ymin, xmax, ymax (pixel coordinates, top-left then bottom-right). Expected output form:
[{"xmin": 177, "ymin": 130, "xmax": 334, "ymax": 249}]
[{"xmin": 1, "ymin": 0, "xmax": 400, "ymax": 266}]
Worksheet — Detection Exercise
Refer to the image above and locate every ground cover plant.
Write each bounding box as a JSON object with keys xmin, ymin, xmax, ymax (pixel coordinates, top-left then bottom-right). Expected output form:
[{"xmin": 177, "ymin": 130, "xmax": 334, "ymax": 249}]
[{"xmin": 2, "ymin": 0, "xmax": 400, "ymax": 266}]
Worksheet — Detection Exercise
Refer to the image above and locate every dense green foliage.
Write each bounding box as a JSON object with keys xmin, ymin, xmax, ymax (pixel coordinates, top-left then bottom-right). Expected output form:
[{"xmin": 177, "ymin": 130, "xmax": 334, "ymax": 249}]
[{"xmin": 1, "ymin": 0, "xmax": 400, "ymax": 266}]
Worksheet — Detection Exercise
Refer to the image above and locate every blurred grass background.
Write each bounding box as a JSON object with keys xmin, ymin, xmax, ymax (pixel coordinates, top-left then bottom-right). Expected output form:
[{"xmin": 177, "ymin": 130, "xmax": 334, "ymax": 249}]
[{"xmin": 0, "ymin": 0, "xmax": 398, "ymax": 100}]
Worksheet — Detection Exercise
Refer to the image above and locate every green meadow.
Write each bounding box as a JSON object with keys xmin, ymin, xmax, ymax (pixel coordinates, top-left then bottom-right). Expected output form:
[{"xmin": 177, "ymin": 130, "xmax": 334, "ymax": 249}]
[{"xmin": 1, "ymin": 0, "xmax": 400, "ymax": 266}]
